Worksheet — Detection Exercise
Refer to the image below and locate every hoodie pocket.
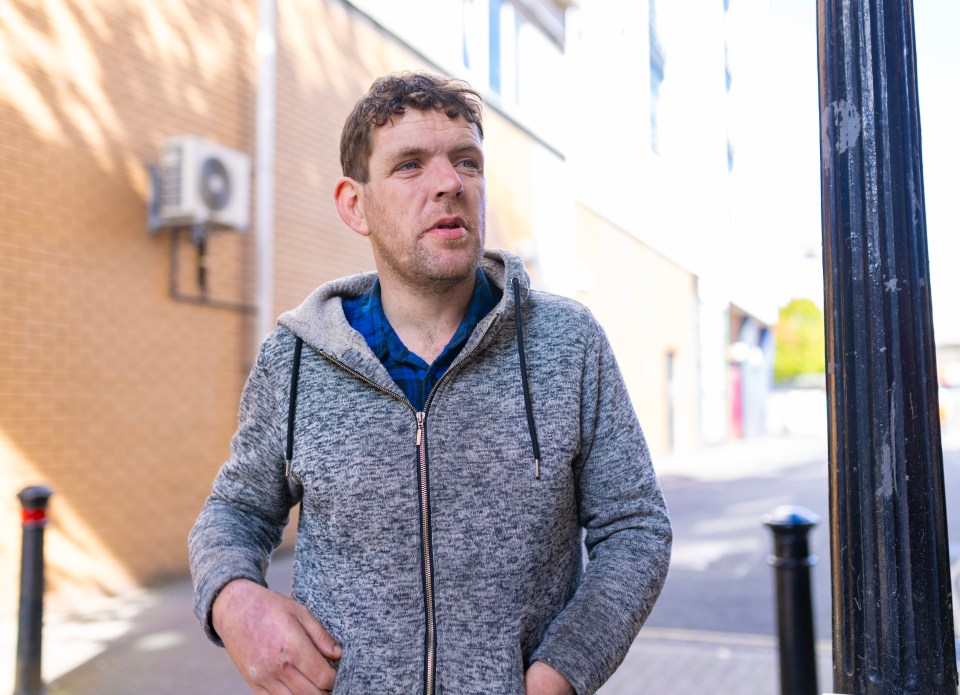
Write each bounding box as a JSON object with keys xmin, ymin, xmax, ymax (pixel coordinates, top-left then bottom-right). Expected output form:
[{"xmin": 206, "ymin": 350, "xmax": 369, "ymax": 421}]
[
  {"xmin": 331, "ymin": 639, "xmax": 423, "ymax": 694},
  {"xmin": 436, "ymin": 640, "xmax": 525, "ymax": 695}
]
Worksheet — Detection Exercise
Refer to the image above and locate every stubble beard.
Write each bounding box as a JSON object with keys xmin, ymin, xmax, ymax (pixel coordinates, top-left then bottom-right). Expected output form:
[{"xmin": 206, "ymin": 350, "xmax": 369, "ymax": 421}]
[
  {"xmin": 358, "ymin": 114, "xmax": 489, "ymax": 294},
  {"xmin": 389, "ymin": 226, "xmax": 484, "ymax": 295},
  {"xmin": 368, "ymin": 194, "xmax": 486, "ymax": 294}
]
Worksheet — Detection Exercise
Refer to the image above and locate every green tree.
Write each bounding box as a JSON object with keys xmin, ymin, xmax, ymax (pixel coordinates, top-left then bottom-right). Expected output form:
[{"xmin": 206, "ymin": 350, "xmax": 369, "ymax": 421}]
[{"xmin": 774, "ymin": 298, "xmax": 825, "ymax": 384}]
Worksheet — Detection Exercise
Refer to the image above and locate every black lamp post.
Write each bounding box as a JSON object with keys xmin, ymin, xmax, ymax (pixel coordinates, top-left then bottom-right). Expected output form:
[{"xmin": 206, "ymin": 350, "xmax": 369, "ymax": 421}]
[{"xmin": 816, "ymin": 1, "xmax": 957, "ymax": 692}]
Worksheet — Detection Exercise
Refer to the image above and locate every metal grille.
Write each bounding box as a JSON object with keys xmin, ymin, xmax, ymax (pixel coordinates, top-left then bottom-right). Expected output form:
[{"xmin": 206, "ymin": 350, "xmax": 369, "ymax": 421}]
[{"xmin": 158, "ymin": 145, "xmax": 184, "ymax": 209}]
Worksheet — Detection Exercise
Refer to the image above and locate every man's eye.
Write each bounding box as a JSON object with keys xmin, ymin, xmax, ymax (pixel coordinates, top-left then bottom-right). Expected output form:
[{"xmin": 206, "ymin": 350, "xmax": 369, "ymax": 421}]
[
  {"xmin": 457, "ymin": 159, "xmax": 479, "ymax": 170},
  {"xmin": 397, "ymin": 161, "xmax": 419, "ymax": 171}
]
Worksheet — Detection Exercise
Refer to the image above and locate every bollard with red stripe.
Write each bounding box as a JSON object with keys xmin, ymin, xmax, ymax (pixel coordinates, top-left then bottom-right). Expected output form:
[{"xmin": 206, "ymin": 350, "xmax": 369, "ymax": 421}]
[{"xmin": 15, "ymin": 486, "xmax": 53, "ymax": 695}]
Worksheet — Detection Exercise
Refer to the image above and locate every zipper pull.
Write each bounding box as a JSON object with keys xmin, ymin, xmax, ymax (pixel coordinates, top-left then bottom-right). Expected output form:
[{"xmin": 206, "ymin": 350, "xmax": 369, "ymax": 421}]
[
  {"xmin": 285, "ymin": 459, "xmax": 292, "ymax": 478},
  {"xmin": 416, "ymin": 412, "xmax": 424, "ymax": 446},
  {"xmin": 535, "ymin": 458, "xmax": 540, "ymax": 480}
]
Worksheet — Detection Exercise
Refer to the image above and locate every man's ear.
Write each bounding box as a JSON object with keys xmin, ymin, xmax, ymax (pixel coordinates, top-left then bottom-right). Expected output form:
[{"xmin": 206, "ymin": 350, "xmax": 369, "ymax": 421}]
[{"xmin": 334, "ymin": 177, "xmax": 369, "ymax": 237}]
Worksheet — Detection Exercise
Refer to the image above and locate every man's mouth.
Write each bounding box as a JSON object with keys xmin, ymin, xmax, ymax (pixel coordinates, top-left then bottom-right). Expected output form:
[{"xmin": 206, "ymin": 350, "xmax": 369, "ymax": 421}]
[{"xmin": 426, "ymin": 217, "xmax": 467, "ymax": 239}]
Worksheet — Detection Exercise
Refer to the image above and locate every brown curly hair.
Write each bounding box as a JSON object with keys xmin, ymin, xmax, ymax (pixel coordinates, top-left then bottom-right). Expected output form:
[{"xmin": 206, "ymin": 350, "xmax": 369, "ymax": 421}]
[{"xmin": 340, "ymin": 71, "xmax": 484, "ymax": 183}]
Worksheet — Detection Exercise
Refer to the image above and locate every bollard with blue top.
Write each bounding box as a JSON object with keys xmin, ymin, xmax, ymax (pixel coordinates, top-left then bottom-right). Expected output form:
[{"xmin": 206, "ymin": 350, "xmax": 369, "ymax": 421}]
[
  {"xmin": 764, "ymin": 505, "xmax": 819, "ymax": 695},
  {"xmin": 14, "ymin": 486, "xmax": 53, "ymax": 695}
]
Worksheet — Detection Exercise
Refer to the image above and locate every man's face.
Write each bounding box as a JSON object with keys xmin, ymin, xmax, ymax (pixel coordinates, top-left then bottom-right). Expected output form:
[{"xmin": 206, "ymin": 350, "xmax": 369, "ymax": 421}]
[{"xmin": 358, "ymin": 108, "xmax": 486, "ymax": 292}]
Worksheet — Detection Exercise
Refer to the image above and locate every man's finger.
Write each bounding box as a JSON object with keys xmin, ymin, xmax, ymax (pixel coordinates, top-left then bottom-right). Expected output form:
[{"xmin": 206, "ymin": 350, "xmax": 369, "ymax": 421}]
[
  {"xmin": 289, "ymin": 624, "xmax": 339, "ymax": 689},
  {"xmin": 274, "ymin": 664, "xmax": 328, "ymax": 695},
  {"xmin": 296, "ymin": 605, "xmax": 343, "ymax": 662}
]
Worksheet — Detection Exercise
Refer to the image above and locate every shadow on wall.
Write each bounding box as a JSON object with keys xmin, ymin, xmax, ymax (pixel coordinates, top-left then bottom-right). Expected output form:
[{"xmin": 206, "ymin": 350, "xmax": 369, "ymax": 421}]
[{"xmin": 0, "ymin": 0, "xmax": 417, "ymax": 608}]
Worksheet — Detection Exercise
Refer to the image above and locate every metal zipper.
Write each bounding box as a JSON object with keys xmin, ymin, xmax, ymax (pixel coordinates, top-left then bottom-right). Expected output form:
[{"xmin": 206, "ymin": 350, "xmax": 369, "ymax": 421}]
[
  {"xmin": 417, "ymin": 311, "xmax": 502, "ymax": 695},
  {"xmin": 318, "ymin": 351, "xmax": 409, "ymax": 406},
  {"xmin": 421, "ymin": 311, "xmax": 500, "ymax": 412},
  {"xmin": 416, "ymin": 312, "xmax": 504, "ymax": 695},
  {"xmin": 317, "ymin": 351, "xmax": 439, "ymax": 694},
  {"xmin": 318, "ymin": 310, "xmax": 502, "ymax": 695},
  {"xmin": 416, "ymin": 410, "xmax": 436, "ymax": 695}
]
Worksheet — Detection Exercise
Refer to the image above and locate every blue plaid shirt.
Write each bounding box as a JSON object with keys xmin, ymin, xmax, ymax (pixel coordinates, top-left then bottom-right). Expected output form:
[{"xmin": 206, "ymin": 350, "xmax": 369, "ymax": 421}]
[{"xmin": 342, "ymin": 268, "xmax": 501, "ymax": 411}]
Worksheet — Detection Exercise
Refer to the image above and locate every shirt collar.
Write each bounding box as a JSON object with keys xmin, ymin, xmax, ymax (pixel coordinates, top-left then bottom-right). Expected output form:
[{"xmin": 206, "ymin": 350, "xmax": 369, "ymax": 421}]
[
  {"xmin": 446, "ymin": 267, "xmax": 498, "ymax": 354},
  {"xmin": 356, "ymin": 267, "xmax": 500, "ymax": 367}
]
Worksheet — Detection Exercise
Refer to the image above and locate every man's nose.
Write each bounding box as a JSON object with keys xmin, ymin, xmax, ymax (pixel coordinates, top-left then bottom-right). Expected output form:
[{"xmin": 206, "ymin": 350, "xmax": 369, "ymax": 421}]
[{"xmin": 433, "ymin": 162, "xmax": 463, "ymax": 199}]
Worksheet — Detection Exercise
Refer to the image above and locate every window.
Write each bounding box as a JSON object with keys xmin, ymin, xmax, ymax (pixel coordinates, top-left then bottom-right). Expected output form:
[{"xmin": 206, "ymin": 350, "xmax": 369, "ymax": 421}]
[
  {"xmin": 352, "ymin": 0, "xmax": 565, "ymax": 145},
  {"xmin": 464, "ymin": 0, "xmax": 565, "ymax": 142},
  {"xmin": 649, "ymin": 0, "xmax": 665, "ymax": 154}
]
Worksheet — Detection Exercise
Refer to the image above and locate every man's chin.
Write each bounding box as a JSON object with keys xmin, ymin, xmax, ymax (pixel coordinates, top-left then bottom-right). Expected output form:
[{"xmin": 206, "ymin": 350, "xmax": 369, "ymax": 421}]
[
  {"xmin": 429, "ymin": 245, "xmax": 481, "ymax": 272},
  {"xmin": 415, "ymin": 257, "xmax": 481, "ymax": 291},
  {"xmin": 423, "ymin": 267, "xmax": 477, "ymax": 290}
]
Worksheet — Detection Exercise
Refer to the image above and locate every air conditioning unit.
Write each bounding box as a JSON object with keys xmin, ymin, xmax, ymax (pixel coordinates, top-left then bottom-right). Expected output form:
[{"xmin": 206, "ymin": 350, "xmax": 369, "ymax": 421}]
[{"xmin": 155, "ymin": 136, "xmax": 251, "ymax": 231}]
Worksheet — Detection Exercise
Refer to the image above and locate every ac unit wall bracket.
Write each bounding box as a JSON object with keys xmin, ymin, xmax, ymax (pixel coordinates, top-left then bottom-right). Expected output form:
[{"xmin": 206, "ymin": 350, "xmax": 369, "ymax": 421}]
[{"xmin": 146, "ymin": 135, "xmax": 255, "ymax": 315}]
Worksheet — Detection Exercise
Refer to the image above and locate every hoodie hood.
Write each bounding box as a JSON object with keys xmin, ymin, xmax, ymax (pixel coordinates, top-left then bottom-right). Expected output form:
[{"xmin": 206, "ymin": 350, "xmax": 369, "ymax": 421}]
[
  {"xmin": 277, "ymin": 248, "xmax": 531, "ymax": 359},
  {"xmin": 277, "ymin": 247, "xmax": 541, "ymax": 479}
]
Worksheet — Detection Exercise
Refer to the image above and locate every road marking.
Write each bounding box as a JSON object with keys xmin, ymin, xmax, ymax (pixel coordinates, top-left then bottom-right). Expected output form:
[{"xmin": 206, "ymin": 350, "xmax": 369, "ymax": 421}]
[
  {"xmin": 670, "ymin": 538, "xmax": 762, "ymax": 572},
  {"xmin": 636, "ymin": 626, "xmax": 831, "ymax": 652}
]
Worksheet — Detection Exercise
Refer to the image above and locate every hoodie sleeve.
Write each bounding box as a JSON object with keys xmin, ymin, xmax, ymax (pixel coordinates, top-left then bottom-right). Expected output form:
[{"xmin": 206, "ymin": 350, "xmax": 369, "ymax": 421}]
[
  {"xmin": 188, "ymin": 338, "xmax": 300, "ymax": 645},
  {"xmin": 530, "ymin": 320, "xmax": 673, "ymax": 694}
]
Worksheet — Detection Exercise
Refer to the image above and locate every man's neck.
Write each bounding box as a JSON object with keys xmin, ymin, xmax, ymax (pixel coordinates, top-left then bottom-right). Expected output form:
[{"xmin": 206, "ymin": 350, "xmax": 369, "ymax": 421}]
[{"xmin": 378, "ymin": 271, "xmax": 478, "ymax": 365}]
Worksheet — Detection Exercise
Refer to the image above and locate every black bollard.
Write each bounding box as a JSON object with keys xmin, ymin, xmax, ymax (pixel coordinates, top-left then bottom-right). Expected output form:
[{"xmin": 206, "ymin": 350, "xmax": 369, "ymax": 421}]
[
  {"xmin": 14, "ymin": 486, "xmax": 53, "ymax": 695},
  {"xmin": 764, "ymin": 505, "xmax": 818, "ymax": 695}
]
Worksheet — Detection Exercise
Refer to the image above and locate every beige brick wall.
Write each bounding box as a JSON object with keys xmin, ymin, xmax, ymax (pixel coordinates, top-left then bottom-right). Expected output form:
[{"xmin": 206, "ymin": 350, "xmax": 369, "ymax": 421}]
[
  {"xmin": 0, "ymin": 0, "xmax": 549, "ymax": 610},
  {"xmin": 1, "ymin": 0, "xmax": 698, "ymax": 613},
  {"xmin": 1, "ymin": 0, "xmax": 258, "ymax": 609}
]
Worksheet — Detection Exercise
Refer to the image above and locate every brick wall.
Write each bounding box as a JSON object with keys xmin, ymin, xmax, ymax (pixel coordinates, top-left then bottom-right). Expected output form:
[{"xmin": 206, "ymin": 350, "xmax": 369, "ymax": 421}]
[
  {"xmin": 1, "ymin": 0, "xmax": 256, "ymax": 609},
  {"xmin": 0, "ymin": 0, "xmax": 549, "ymax": 610},
  {"xmin": 1, "ymin": 0, "xmax": 695, "ymax": 614}
]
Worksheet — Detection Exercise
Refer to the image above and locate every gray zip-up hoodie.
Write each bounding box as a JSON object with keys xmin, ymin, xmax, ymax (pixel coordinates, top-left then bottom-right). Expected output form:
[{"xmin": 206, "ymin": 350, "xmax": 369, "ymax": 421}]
[{"xmin": 189, "ymin": 249, "xmax": 671, "ymax": 695}]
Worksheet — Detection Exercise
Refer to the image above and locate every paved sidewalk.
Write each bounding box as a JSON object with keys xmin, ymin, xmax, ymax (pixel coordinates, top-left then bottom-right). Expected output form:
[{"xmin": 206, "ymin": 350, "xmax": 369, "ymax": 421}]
[
  {"xmin": 6, "ymin": 549, "xmax": 832, "ymax": 695},
  {"xmin": 2, "ymin": 436, "xmax": 834, "ymax": 694},
  {"xmin": 653, "ymin": 433, "xmax": 829, "ymax": 483},
  {"xmin": 601, "ymin": 628, "xmax": 831, "ymax": 695}
]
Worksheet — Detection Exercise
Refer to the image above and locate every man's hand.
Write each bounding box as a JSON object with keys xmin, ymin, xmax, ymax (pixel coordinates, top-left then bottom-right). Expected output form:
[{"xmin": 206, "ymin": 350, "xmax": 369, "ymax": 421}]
[
  {"xmin": 212, "ymin": 578, "xmax": 342, "ymax": 694},
  {"xmin": 525, "ymin": 661, "xmax": 575, "ymax": 695}
]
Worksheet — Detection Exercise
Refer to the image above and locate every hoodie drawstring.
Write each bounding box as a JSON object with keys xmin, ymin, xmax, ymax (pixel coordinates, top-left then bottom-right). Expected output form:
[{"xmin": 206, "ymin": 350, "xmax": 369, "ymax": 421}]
[
  {"xmin": 285, "ymin": 336, "xmax": 304, "ymax": 478},
  {"xmin": 286, "ymin": 279, "xmax": 541, "ymax": 481},
  {"xmin": 512, "ymin": 277, "xmax": 542, "ymax": 480}
]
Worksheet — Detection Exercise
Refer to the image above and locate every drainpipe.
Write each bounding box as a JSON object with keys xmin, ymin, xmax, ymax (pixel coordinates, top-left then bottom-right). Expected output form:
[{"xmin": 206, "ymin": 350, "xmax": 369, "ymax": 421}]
[{"xmin": 254, "ymin": 0, "xmax": 277, "ymax": 352}]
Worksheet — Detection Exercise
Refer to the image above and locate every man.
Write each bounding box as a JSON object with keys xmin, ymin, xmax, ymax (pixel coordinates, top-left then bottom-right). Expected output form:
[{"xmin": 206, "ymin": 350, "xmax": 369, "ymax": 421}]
[{"xmin": 189, "ymin": 71, "xmax": 671, "ymax": 695}]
